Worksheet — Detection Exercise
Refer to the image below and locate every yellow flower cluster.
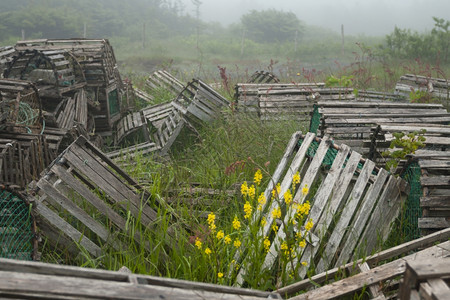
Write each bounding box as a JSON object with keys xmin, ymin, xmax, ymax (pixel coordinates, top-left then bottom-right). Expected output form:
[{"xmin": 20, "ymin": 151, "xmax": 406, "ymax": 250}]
[
  {"xmin": 272, "ymin": 183, "xmax": 281, "ymax": 198},
  {"xmin": 224, "ymin": 235, "xmax": 231, "ymax": 244},
  {"xmin": 299, "ymin": 239, "xmax": 306, "ymax": 248},
  {"xmin": 293, "ymin": 172, "xmax": 301, "ymax": 185},
  {"xmin": 284, "ymin": 189, "xmax": 292, "ymax": 205},
  {"xmin": 247, "ymin": 184, "xmax": 256, "ymax": 199},
  {"xmin": 241, "ymin": 181, "xmax": 248, "ymax": 196},
  {"xmin": 261, "ymin": 217, "xmax": 267, "ymax": 226},
  {"xmin": 263, "ymin": 236, "xmax": 270, "ymax": 252},
  {"xmin": 271, "ymin": 207, "xmax": 281, "ymax": 219},
  {"xmin": 232, "ymin": 215, "xmax": 241, "ymax": 230},
  {"xmin": 244, "ymin": 201, "xmax": 252, "ymax": 219},
  {"xmin": 305, "ymin": 219, "xmax": 314, "ymax": 231},
  {"xmin": 205, "ymin": 247, "xmax": 212, "ymax": 255},
  {"xmin": 257, "ymin": 192, "xmax": 266, "ymax": 211},
  {"xmin": 254, "ymin": 169, "xmax": 262, "ymax": 185},
  {"xmin": 295, "ymin": 201, "xmax": 311, "ymax": 217},
  {"xmin": 234, "ymin": 239, "xmax": 241, "ymax": 248},
  {"xmin": 302, "ymin": 184, "xmax": 309, "ymax": 196},
  {"xmin": 208, "ymin": 213, "xmax": 216, "ymax": 232},
  {"xmin": 195, "ymin": 237, "xmax": 202, "ymax": 249},
  {"xmin": 216, "ymin": 230, "xmax": 224, "ymax": 240},
  {"xmin": 218, "ymin": 272, "xmax": 223, "ymax": 278}
]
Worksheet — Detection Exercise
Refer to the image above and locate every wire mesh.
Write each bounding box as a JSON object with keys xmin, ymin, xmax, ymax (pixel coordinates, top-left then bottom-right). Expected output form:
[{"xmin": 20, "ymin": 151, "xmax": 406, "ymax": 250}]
[{"xmin": 0, "ymin": 189, "xmax": 34, "ymax": 260}]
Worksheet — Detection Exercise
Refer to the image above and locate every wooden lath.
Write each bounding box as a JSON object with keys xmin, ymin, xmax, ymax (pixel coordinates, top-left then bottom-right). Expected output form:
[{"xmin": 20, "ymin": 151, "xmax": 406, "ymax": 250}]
[
  {"xmin": 145, "ymin": 70, "xmax": 185, "ymax": 100},
  {"xmin": 369, "ymin": 123, "xmax": 450, "ymax": 170},
  {"xmin": 277, "ymin": 227, "xmax": 450, "ymax": 298},
  {"xmin": 285, "ymin": 239, "xmax": 450, "ymax": 300},
  {"xmin": 173, "ymin": 78, "xmax": 230, "ymax": 123},
  {"xmin": 0, "ymin": 46, "xmax": 16, "ymax": 74},
  {"xmin": 402, "ymin": 150, "xmax": 450, "ymax": 236},
  {"xmin": 32, "ymin": 136, "xmax": 175, "ymax": 258},
  {"xmin": 0, "ymin": 257, "xmax": 281, "ymax": 300},
  {"xmin": 396, "ymin": 74, "xmax": 450, "ymax": 102},
  {"xmin": 234, "ymin": 131, "xmax": 407, "ymax": 286},
  {"xmin": 248, "ymin": 71, "xmax": 280, "ymax": 84},
  {"xmin": 235, "ymin": 83, "xmax": 354, "ymax": 119},
  {"xmin": 399, "ymin": 257, "xmax": 450, "ymax": 300},
  {"xmin": 316, "ymin": 100, "xmax": 450, "ymax": 155}
]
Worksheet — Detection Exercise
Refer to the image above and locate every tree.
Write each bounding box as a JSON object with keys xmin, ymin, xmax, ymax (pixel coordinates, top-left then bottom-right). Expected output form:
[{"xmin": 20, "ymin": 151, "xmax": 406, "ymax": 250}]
[{"xmin": 240, "ymin": 9, "xmax": 302, "ymax": 43}]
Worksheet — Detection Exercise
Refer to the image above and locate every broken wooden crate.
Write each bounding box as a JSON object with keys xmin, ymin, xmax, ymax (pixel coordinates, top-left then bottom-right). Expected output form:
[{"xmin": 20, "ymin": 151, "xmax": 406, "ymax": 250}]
[
  {"xmin": 0, "ymin": 79, "xmax": 41, "ymax": 132},
  {"xmin": 173, "ymin": 78, "xmax": 230, "ymax": 123},
  {"xmin": 31, "ymin": 135, "xmax": 174, "ymax": 258},
  {"xmin": 0, "ymin": 134, "xmax": 52, "ymax": 189},
  {"xmin": 0, "ymin": 188, "xmax": 37, "ymax": 260},
  {"xmin": 145, "ymin": 70, "xmax": 185, "ymax": 101},
  {"xmin": 399, "ymin": 256, "xmax": 450, "ymax": 300},
  {"xmin": 15, "ymin": 39, "xmax": 124, "ymax": 135},
  {"xmin": 368, "ymin": 123, "xmax": 450, "ymax": 169},
  {"xmin": 0, "ymin": 46, "xmax": 16, "ymax": 74},
  {"xmin": 403, "ymin": 150, "xmax": 450, "ymax": 236},
  {"xmin": 248, "ymin": 71, "xmax": 280, "ymax": 84},
  {"xmin": 234, "ymin": 131, "xmax": 407, "ymax": 286},
  {"xmin": 396, "ymin": 74, "xmax": 449, "ymax": 105},
  {"xmin": 235, "ymin": 83, "xmax": 354, "ymax": 119},
  {"xmin": 0, "ymin": 257, "xmax": 281, "ymax": 300},
  {"xmin": 313, "ymin": 101, "xmax": 450, "ymax": 156},
  {"xmin": 277, "ymin": 228, "xmax": 450, "ymax": 299}
]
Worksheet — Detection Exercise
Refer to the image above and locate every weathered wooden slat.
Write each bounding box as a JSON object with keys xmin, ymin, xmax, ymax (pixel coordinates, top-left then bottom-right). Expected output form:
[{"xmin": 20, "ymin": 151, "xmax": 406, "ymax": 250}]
[
  {"xmin": 421, "ymin": 176, "xmax": 450, "ymax": 187},
  {"xmin": 315, "ymin": 157, "xmax": 374, "ymax": 273},
  {"xmin": 288, "ymin": 241, "xmax": 450, "ymax": 300},
  {"xmin": 278, "ymin": 228, "xmax": 450, "ymax": 297},
  {"xmin": 334, "ymin": 168, "xmax": 389, "ymax": 267},
  {"xmin": 34, "ymin": 202, "xmax": 101, "ymax": 257}
]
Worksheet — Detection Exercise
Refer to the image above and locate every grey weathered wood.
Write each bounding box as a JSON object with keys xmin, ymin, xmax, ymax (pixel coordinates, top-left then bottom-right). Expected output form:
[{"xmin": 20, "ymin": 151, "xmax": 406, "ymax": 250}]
[
  {"xmin": 315, "ymin": 157, "xmax": 374, "ymax": 273},
  {"xmin": 277, "ymin": 228, "xmax": 450, "ymax": 297},
  {"xmin": 288, "ymin": 241, "xmax": 450, "ymax": 300},
  {"xmin": 334, "ymin": 168, "xmax": 389, "ymax": 267}
]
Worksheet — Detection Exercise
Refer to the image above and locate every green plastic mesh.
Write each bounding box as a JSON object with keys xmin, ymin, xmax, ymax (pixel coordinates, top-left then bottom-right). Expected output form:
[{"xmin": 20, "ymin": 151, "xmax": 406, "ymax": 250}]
[
  {"xmin": 0, "ymin": 189, "xmax": 34, "ymax": 260},
  {"xmin": 309, "ymin": 104, "xmax": 321, "ymax": 134},
  {"xmin": 108, "ymin": 89, "xmax": 120, "ymax": 116},
  {"xmin": 401, "ymin": 162, "xmax": 422, "ymax": 241}
]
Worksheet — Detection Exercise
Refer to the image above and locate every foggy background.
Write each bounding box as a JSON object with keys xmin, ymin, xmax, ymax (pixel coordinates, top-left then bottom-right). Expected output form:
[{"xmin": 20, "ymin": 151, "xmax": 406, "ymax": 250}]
[{"xmin": 180, "ymin": 0, "xmax": 450, "ymax": 36}]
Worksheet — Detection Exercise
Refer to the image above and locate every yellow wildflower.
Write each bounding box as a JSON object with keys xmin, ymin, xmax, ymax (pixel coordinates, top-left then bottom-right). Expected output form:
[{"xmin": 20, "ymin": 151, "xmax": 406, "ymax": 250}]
[
  {"xmin": 299, "ymin": 239, "xmax": 306, "ymax": 248},
  {"xmin": 248, "ymin": 185, "xmax": 256, "ymax": 199},
  {"xmin": 234, "ymin": 239, "xmax": 241, "ymax": 248},
  {"xmin": 302, "ymin": 261, "xmax": 308, "ymax": 266},
  {"xmin": 261, "ymin": 217, "xmax": 267, "ymax": 226},
  {"xmin": 224, "ymin": 235, "xmax": 231, "ymax": 244},
  {"xmin": 281, "ymin": 241, "xmax": 288, "ymax": 251},
  {"xmin": 216, "ymin": 230, "xmax": 224, "ymax": 240},
  {"xmin": 302, "ymin": 184, "xmax": 309, "ymax": 196},
  {"xmin": 244, "ymin": 201, "xmax": 252, "ymax": 219},
  {"xmin": 272, "ymin": 183, "xmax": 281, "ymax": 198},
  {"xmin": 293, "ymin": 172, "xmax": 301, "ymax": 185},
  {"xmin": 272, "ymin": 224, "xmax": 279, "ymax": 232},
  {"xmin": 232, "ymin": 216, "xmax": 241, "ymax": 230},
  {"xmin": 195, "ymin": 237, "xmax": 202, "ymax": 249},
  {"xmin": 254, "ymin": 169, "xmax": 262, "ymax": 185},
  {"xmin": 284, "ymin": 189, "xmax": 292, "ymax": 205},
  {"xmin": 241, "ymin": 181, "xmax": 248, "ymax": 196},
  {"xmin": 297, "ymin": 201, "xmax": 310, "ymax": 216},
  {"xmin": 218, "ymin": 272, "xmax": 223, "ymax": 278},
  {"xmin": 263, "ymin": 237, "xmax": 270, "ymax": 252},
  {"xmin": 205, "ymin": 247, "xmax": 212, "ymax": 255},
  {"xmin": 207, "ymin": 212, "xmax": 215, "ymax": 225},
  {"xmin": 305, "ymin": 219, "xmax": 314, "ymax": 231},
  {"xmin": 271, "ymin": 207, "xmax": 281, "ymax": 219}
]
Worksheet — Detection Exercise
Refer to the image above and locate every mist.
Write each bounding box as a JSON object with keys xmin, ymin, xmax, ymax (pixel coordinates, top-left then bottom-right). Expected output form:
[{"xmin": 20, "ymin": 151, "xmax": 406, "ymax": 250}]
[{"xmin": 180, "ymin": 0, "xmax": 450, "ymax": 36}]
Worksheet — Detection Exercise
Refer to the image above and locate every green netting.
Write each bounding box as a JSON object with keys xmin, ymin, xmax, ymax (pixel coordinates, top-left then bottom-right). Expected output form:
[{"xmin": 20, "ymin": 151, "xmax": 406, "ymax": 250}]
[
  {"xmin": 299, "ymin": 138, "xmax": 339, "ymax": 168},
  {"xmin": 108, "ymin": 89, "xmax": 120, "ymax": 116},
  {"xmin": 401, "ymin": 162, "xmax": 422, "ymax": 241},
  {"xmin": 309, "ymin": 104, "xmax": 321, "ymax": 134},
  {"xmin": 0, "ymin": 189, "xmax": 34, "ymax": 260}
]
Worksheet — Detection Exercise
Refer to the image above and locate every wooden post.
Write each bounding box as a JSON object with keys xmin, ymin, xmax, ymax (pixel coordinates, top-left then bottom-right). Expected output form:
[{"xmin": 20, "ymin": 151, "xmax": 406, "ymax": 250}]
[
  {"xmin": 142, "ymin": 23, "xmax": 146, "ymax": 49},
  {"xmin": 21, "ymin": 29, "xmax": 25, "ymax": 40},
  {"xmin": 83, "ymin": 22, "xmax": 86, "ymax": 38},
  {"xmin": 341, "ymin": 24, "xmax": 345, "ymax": 56},
  {"xmin": 294, "ymin": 30, "xmax": 298, "ymax": 52},
  {"xmin": 240, "ymin": 29, "xmax": 246, "ymax": 57}
]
